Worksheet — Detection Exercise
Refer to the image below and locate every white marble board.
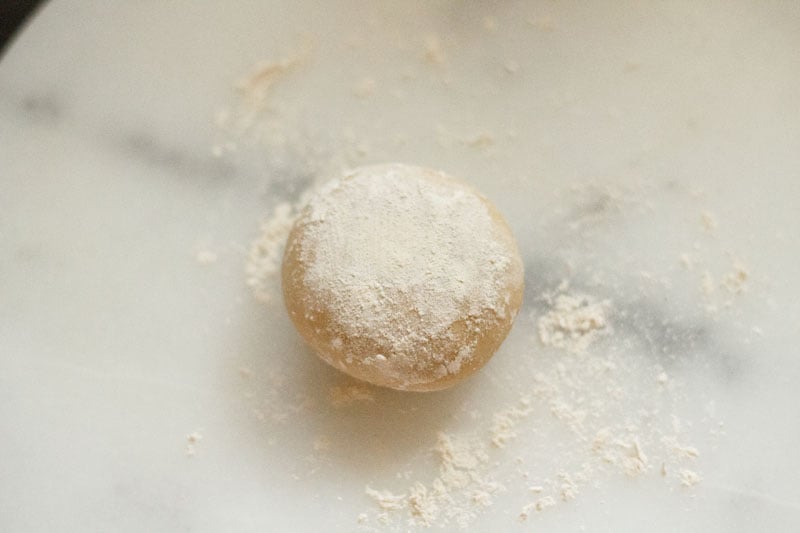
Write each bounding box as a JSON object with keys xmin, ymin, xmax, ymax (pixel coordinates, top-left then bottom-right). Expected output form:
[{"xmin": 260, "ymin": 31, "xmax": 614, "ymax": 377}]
[{"xmin": 2, "ymin": 1, "xmax": 799, "ymax": 531}]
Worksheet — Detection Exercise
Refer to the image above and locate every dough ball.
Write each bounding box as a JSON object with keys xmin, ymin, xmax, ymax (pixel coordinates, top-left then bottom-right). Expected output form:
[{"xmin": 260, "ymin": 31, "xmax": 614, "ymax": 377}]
[{"xmin": 281, "ymin": 164, "xmax": 524, "ymax": 391}]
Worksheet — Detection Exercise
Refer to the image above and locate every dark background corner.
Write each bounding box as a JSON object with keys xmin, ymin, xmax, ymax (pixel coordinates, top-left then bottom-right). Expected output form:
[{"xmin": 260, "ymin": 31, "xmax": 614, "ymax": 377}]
[{"xmin": 1, "ymin": 0, "xmax": 45, "ymax": 55}]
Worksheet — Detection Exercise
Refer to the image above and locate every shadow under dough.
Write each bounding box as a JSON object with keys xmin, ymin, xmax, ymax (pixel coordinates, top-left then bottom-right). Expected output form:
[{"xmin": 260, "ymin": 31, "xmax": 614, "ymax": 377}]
[{"xmin": 221, "ymin": 295, "xmax": 479, "ymax": 478}]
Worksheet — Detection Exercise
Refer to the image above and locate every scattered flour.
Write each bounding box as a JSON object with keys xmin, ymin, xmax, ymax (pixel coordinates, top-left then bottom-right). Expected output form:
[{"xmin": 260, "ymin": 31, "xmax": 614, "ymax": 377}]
[
  {"xmin": 365, "ymin": 432, "xmax": 502, "ymax": 529},
  {"xmin": 699, "ymin": 258, "xmax": 751, "ymax": 315},
  {"xmin": 245, "ymin": 202, "xmax": 297, "ymax": 303},
  {"xmin": 537, "ymin": 292, "xmax": 611, "ymax": 353},
  {"xmin": 328, "ymin": 384, "xmax": 376, "ymax": 407},
  {"xmin": 356, "ymin": 282, "xmax": 707, "ymax": 527},
  {"xmin": 490, "ymin": 397, "xmax": 532, "ymax": 448},
  {"xmin": 234, "ymin": 42, "xmax": 313, "ymax": 112},
  {"xmin": 185, "ymin": 431, "xmax": 203, "ymax": 457},
  {"xmin": 520, "ymin": 495, "xmax": 557, "ymax": 520},
  {"xmin": 679, "ymin": 469, "xmax": 702, "ymax": 487},
  {"xmin": 701, "ymin": 211, "xmax": 718, "ymax": 231},
  {"xmin": 722, "ymin": 260, "xmax": 749, "ymax": 294},
  {"xmin": 365, "ymin": 487, "xmax": 406, "ymax": 511}
]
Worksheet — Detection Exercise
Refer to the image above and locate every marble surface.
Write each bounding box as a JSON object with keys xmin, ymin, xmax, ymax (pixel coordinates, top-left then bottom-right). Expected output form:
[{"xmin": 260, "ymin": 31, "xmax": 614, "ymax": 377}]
[{"xmin": 2, "ymin": 1, "xmax": 799, "ymax": 531}]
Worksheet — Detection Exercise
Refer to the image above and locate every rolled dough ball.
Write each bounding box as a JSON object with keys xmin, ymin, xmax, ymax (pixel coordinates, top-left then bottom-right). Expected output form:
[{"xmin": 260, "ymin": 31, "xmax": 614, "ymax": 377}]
[{"xmin": 282, "ymin": 164, "xmax": 524, "ymax": 391}]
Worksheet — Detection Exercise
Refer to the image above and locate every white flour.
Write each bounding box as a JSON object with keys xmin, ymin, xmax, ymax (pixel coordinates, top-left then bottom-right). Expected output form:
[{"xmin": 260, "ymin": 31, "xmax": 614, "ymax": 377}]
[
  {"xmin": 185, "ymin": 431, "xmax": 202, "ymax": 457},
  {"xmin": 245, "ymin": 202, "xmax": 297, "ymax": 303},
  {"xmin": 328, "ymin": 384, "xmax": 376, "ymax": 407},
  {"xmin": 537, "ymin": 292, "xmax": 610, "ymax": 353},
  {"xmin": 365, "ymin": 432, "xmax": 501, "ymax": 529},
  {"xmin": 291, "ymin": 164, "xmax": 515, "ymax": 370}
]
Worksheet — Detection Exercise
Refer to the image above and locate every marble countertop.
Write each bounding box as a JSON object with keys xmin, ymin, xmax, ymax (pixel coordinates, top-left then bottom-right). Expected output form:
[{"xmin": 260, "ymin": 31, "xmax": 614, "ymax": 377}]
[{"xmin": 2, "ymin": 1, "xmax": 799, "ymax": 531}]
